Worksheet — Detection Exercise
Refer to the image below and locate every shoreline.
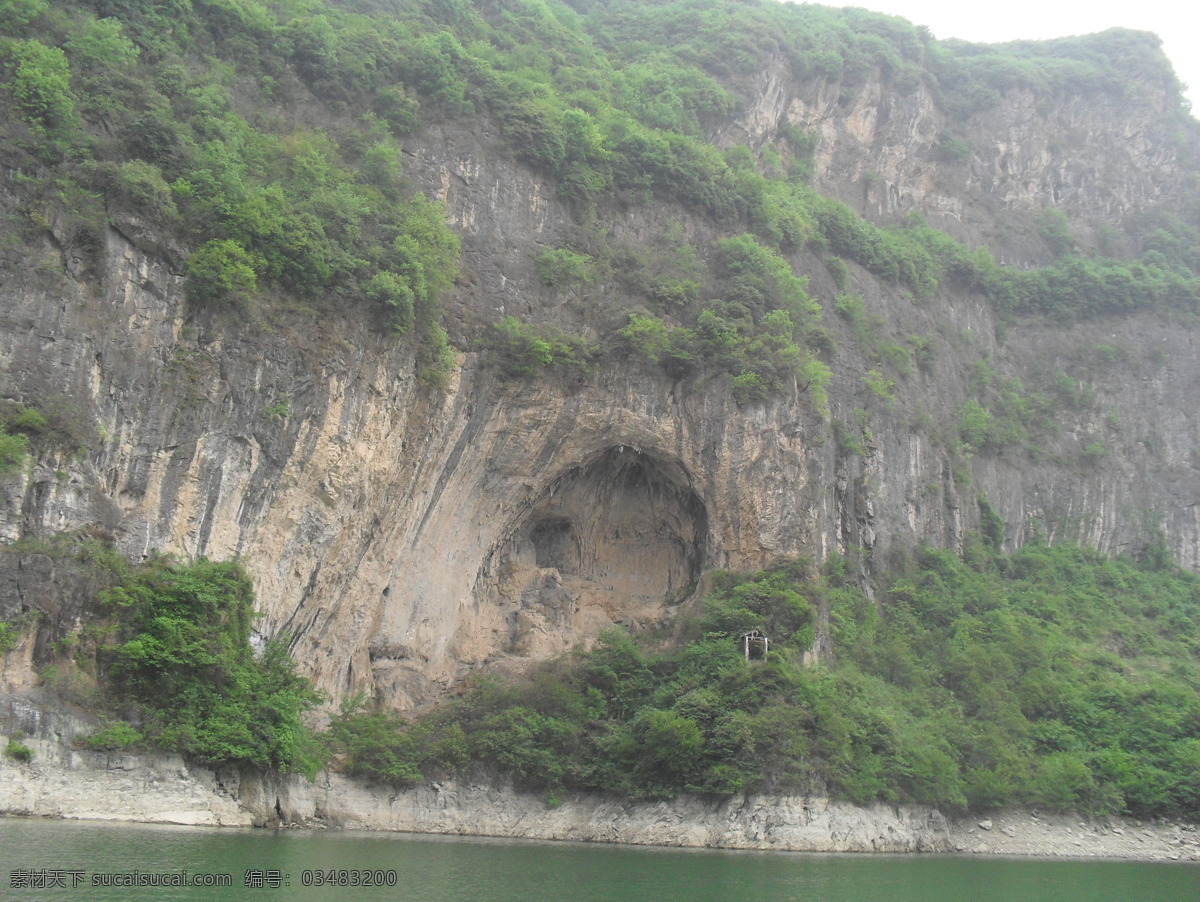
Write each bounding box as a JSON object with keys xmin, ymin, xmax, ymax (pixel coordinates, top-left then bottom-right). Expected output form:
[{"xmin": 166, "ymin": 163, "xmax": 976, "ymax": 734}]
[
  {"xmin": 942, "ymin": 810, "xmax": 1199, "ymax": 861},
  {"xmin": 2, "ymin": 732, "xmax": 1197, "ymax": 861}
]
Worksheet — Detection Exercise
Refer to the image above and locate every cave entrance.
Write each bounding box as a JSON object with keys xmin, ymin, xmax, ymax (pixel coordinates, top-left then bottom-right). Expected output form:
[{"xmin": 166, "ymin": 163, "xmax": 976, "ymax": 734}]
[
  {"xmin": 530, "ymin": 517, "xmax": 579, "ymax": 573},
  {"xmin": 508, "ymin": 447, "xmax": 708, "ymax": 606}
]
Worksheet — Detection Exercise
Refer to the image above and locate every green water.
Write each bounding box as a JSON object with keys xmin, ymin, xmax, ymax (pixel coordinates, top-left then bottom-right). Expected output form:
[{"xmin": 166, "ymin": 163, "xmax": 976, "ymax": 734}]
[{"xmin": 0, "ymin": 817, "xmax": 1195, "ymax": 901}]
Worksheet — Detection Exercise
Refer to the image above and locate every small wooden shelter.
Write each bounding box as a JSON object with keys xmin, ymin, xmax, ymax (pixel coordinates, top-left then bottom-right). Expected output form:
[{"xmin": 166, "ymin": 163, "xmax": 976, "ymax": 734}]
[{"xmin": 740, "ymin": 628, "xmax": 770, "ymax": 661}]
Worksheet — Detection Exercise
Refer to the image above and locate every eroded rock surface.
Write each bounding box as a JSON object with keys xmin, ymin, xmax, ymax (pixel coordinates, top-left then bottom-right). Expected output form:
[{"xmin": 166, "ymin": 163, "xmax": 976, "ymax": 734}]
[{"xmin": 1, "ymin": 53, "xmax": 1198, "ymax": 711}]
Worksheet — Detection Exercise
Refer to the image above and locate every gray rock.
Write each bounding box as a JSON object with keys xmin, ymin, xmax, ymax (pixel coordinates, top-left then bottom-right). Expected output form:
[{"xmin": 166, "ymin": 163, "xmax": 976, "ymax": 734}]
[{"xmin": 0, "ymin": 45, "xmax": 1197, "ymax": 723}]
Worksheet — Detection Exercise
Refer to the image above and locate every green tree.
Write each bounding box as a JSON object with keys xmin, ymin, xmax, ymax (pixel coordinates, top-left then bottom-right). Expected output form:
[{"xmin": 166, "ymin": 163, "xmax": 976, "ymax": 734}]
[
  {"xmin": 625, "ymin": 708, "xmax": 704, "ymax": 796},
  {"xmin": 365, "ymin": 271, "xmax": 415, "ymax": 332},
  {"xmin": 0, "ymin": 426, "xmax": 28, "ymax": 476},
  {"xmin": 0, "ymin": 0, "xmax": 46, "ymax": 33},
  {"xmin": 184, "ymin": 239, "xmax": 258, "ymax": 308},
  {"xmin": 99, "ymin": 557, "xmax": 321, "ymax": 772},
  {"xmin": 6, "ymin": 39, "xmax": 78, "ymax": 158},
  {"xmin": 0, "ymin": 620, "xmax": 18, "ymax": 655},
  {"xmin": 65, "ymin": 16, "xmax": 139, "ymax": 73},
  {"xmin": 534, "ymin": 247, "xmax": 595, "ymax": 289}
]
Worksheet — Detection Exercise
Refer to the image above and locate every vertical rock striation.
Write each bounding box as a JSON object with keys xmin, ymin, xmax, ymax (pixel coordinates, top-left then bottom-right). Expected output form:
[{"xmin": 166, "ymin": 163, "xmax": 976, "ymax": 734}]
[{"xmin": 1, "ymin": 50, "xmax": 1199, "ymax": 710}]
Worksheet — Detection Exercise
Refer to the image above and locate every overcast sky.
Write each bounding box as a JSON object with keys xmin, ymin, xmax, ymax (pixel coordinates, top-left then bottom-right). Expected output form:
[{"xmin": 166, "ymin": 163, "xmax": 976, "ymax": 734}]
[{"xmin": 814, "ymin": 1, "xmax": 1199, "ymax": 114}]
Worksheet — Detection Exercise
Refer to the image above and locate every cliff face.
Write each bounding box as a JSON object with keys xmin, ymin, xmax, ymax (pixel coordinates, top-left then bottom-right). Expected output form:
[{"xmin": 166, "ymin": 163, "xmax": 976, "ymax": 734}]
[
  {"xmin": 2, "ymin": 53, "xmax": 1198, "ymax": 709},
  {"xmin": 717, "ymin": 53, "xmax": 1195, "ymax": 255}
]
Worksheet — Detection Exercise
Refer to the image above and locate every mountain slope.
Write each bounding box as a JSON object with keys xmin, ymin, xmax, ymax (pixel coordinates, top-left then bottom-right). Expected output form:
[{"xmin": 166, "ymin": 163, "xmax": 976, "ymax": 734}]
[{"xmin": 0, "ymin": 0, "xmax": 1197, "ymax": 713}]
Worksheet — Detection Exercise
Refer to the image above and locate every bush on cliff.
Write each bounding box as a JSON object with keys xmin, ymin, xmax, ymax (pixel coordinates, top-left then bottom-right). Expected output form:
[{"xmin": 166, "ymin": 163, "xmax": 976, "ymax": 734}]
[
  {"xmin": 0, "ymin": 426, "xmax": 28, "ymax": 477},
  {"xmin": 97, "ymin": 556, "xmax": 322, "ymax": 774}
]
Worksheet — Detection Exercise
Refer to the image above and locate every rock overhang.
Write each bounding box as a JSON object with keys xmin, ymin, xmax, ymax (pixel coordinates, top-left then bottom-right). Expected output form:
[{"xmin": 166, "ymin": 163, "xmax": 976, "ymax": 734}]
[{"xmin": 464, "ymin": 444, "xmax": 711, "ymax": 663}]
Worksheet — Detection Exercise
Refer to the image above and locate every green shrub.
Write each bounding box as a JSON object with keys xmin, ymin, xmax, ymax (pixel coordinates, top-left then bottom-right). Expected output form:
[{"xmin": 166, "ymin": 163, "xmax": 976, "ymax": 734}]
[
  {"xmin": 0, "ymin": 0, "xmax": 48, "ymax": 34},
  {"xmin": 0, "ymin": 398, "xmax": 90, "ymax": 458},
  {"xmin": 64, "ymin": 16, "xmax": 139, "ymax": 73},
  {"xmin": 365, "ymin": 271, "xmax": 415, "ymax": 333},
  {"xmin": 621, "ymin": 708, "xmax": 705, "ymax": 797},
  {"xmin": 469, "ymin": 706, "xmax": 580, "ymax": 790},
  {"xmin": 5, "ymin": 38, "xmax": 79, "ymax": 159},
  {"xmin": 98, "ymin": 557, "xmax": 321, "ymax": 772},
  {"xmin": 6, "ymin": 406, "xmax": 47, "ymax": 434},
  {"xmin": 936, "ymin": 132, "xmax": 972, "ymax": 163},
  {"xmin": 731, "ymin": 371, "xmax": 768, "ymax": 404},
  {"xmin": 862, "ymin": 368, "xmax": 895, "ymax": 404},
  {"xmin": 617, "ymin": 313, "xmax": 671, "ymax": 365},
  {"xmin": 825, "ymin": 256, "xmax": 848, "ymax": 289},
  {"xmin": 324, "ymin": 703, "xmax": 423, "ymax": 787},
  {"xmin": 184, "ymin": 239, "xmax": 258, "ymax": 308},
  {"xmin": 0, "ymin": 620, "xmax": 18, "ymax": 655},
  {"xmin": 978, "ymin": 497, "xmax": 1005, "ymax": 552},
  {"xmin": 263, "ymin": 398, "xmax": 291, "ymax": 419},
  {"xmin": 5, "ymin": 737, "xmax": 34, "ymax": 762},
  {"xmin": 534, "ymin": 247, "xmax": 595, "ymax": 289},
  {"xmin": 81, "ymin": 720, "xmax": 143, "ymax": 752},
  {"xmin": 1035, "ymin": 209, "xmax": 1074, "ymax": 258},
  {"xmin": 810, "ymin": 196, "xmax": 940, "ymax": 294},
  {"xmin": 483, "ymin": 316, "xmax": 596, "ymax": 378},
  {"xmin": 1032, "ymin": 752, "xmax": 1095, "ymax": 811},
  {"xmin": 0, "ymin": 427, "xmax": 29, "ymax": 477},
  {"xmin": 834, "ymin": 292, "xmax": 866, "ymax": 324},
  {"xmin": 111, "ymin": 161, "xmax": 178, "ymax": 223},
  {"xmin": 956, "ymin": 399, "xmax": 992, "ymax": 451}
]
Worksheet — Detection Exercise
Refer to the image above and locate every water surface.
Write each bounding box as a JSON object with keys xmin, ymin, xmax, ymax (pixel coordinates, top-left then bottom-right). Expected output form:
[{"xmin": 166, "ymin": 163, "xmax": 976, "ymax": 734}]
[{"xmin": 0, "ymin": 817, "xmax": 1195, "ymax": 901}]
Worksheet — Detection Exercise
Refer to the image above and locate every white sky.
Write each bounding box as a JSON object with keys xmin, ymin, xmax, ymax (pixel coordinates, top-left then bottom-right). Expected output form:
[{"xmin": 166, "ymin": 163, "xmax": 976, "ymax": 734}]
[{"xmin": 815, "ymin": 1, "xmax": 1199, "ymax": 114}]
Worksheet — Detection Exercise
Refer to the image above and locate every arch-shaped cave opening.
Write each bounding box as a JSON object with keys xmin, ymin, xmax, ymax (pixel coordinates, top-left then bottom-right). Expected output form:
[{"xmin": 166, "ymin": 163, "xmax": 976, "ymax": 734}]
[{"xmin": 505, "ymin": 447, "xmax": 708, "ymax": 608}]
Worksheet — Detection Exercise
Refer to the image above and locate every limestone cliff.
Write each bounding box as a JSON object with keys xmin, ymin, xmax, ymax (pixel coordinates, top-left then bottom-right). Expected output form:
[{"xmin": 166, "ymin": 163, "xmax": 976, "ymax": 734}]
[
  {"xmin": 715, "ymin": 42, "xmax": 1195, "ymax": 258},
  {"xmin": 1, "ymin": 16, "xmax": 1199, "ymax": 715}
]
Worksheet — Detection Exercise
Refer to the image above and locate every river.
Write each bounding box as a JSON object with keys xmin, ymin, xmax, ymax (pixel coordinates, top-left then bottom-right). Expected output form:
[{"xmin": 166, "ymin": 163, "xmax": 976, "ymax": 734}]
[{"xmin": 0, "ymin": 817, "xmax": 1195, "ymax": 901}]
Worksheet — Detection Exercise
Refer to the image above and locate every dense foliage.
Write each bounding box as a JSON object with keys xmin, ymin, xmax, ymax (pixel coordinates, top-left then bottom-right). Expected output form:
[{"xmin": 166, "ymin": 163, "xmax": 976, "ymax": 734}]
[
  {"xmin": 103, "ymin": 557, "xmax": 320, "ymax": 771},
  {"xmin": 331, "ymin": 542, "xmax": 1200, "ymax": 820},
  {"xmin": 70, "ymin": 553, "xmax": 323, "ymax": 773},
  {"xmin": 0, "ymin": 618, "xmax": 17, "ymax": 655},
  {"xmin": 1, "ymin": 0, "xmax": 1195, "ymax": 406},
  {"xmin": 0, "ymin": 426, "xmax": 28, "ymax": 477},
  {"xmin": 0, "ymin": 0, "xmax": 462, "ymax": 378},
  {"xmin": 322, "ymin": 697, "xmax": 468, "ymax": 785}
]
